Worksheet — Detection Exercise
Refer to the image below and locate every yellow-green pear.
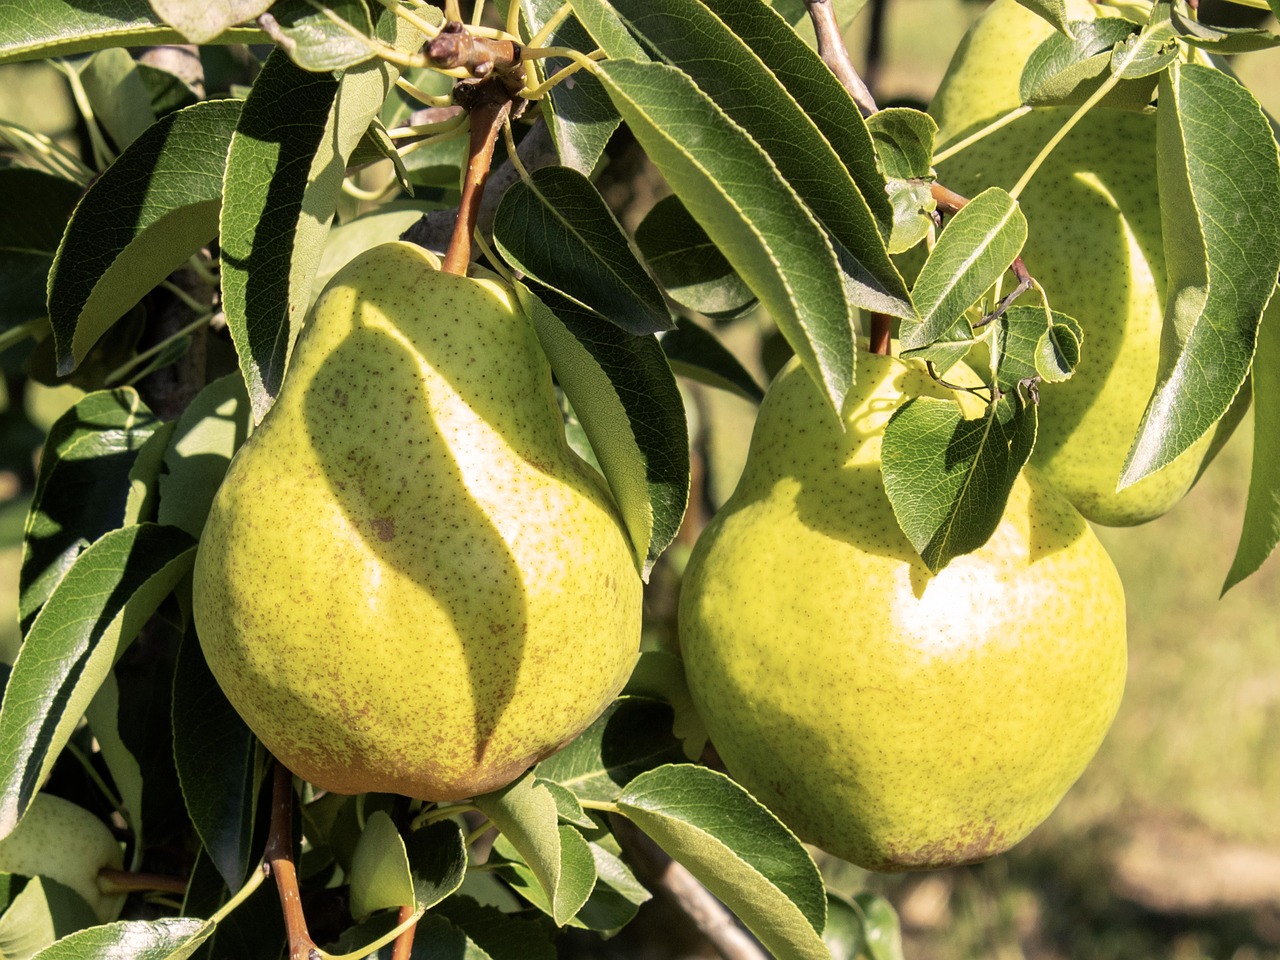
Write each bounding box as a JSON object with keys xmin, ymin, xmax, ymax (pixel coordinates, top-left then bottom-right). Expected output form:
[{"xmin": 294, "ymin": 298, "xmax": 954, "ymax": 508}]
[
  {"xmin": 193, "ymin": 241, "xmax": 642, "ymax": 801},
  {"xmin": 931, "ymin": 0, "xmax": 1213, "ymax": 526},
  {"xmin": 0, "ymin": 794, "xmax": 124, "ymax": 922},
  {"xmin": 678, "ymin": 351, "xmax": 1127, "ymax": 870}
]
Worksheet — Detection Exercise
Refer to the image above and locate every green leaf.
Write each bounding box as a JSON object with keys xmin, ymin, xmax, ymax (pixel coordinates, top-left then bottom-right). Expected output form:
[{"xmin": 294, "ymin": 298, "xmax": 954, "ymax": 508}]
[
  {"xmin": 851, "ymin": 892, "xmax": 905, "ymax": 960},
  {"xmin": 350, "ymin": 811, "xmax": 414, "ymax": 919},
  {"xmin": 84, "ymin": 672, "xmax": 146, "ymax": 856},
  {"xmin": 410, "ymin": 915, "xmax": 494, "ymax": 960},
  {"xmin": 516, "ymin": 281, "xmax": 688, "ymax": 577},
  {"xmin": 27, "ymin": 917, "xmax": 211, "ymax": 959},
  {"xmin": 20, "ymin": 389, "xmax": 161, "ymax": 633},
  {"xmin": 490, "ymin": 827, "xmax": 597, "ymax": 926},
  {"xmin": 1121, "ymin": 64, "xmax": 1280, "ymax": 487},
  {"xmin": 902, "ymin": 187, "xmax": 1027, "ymax": 360},
  {"xmin": 123, "ymin": 421, "xmax": 176, "ymax": 526},
  {"xmin": 535, "ymin": 697, "xmax": 686, "ymax": 804},
  {"xmin": 310, "ymin": 202, "xmax": 434, "ymax": 306},
  {"xmin": 594, "ymin": 59, "xmax": 855, "ymax": 414},
  {"xmin": 881, "ymin": 392, "xmax": 1037, "ymax": 572},
  {"xmin": 1109, "ymin": 12, "xmax": 1179, "ymax": 79},
  {"xmin": 1225, "ymin": 292, "xmax": 1280, "ymax": 591},
  {"xmin": 221, "ymin": 11, "xmax": 427, "ymax": 424},
  {"xmin": 823, "ymin": 894, "xmax": 869, "ymax": 960},
  {"xmin": 538, "ymin": 780, "xmax": 595, "ymax": 829},
  {"xmin": 149, "ymin": 0, "xmax": 272, "ymax": 45},
  {"xmin": 0, "ymin": 0, "xmax": 260, "ymax": 63},
  {"xmin": 867, "ymin": 108, "xmax": 936, "ymax": 180},
  {"xmin": 586, "ymin": 0, "xmax": 907, "ymax": 317},
  {"xmin": 634, "ymin": 195, "xmax": 755, "ymax": 320},
  {"xmin": 1171, "ymin": 3, "xmax": 1280, "ymax": 52},
  {"xmin": 572, "ymin": 841, "xmax": 651, "ymax": 936},
  {"xmin": 521, "ymin": 0, "xmax": 620, "ymax": 174},
  {"xmin": 156, "ymin": 374, "xmax": 251, "ymax": 538},
  {"xmin": 494, "ymin": 167, "xmax": 672, "ymax": 336},
  {"xmin": 0, "ymin": 876, "xmax": 99, "ymax": 958},
  {"xmin": 172, "ymin": 626, "xmax": 261, "ymax": 890},
  {"xmin": 1013, "ymin": 0, "xmax": 1076, "ymax": 36},
  {"xmin": 78, "ymin": 48, "xmax": 156, "ymax": 151},
  {"xmin": 621, "ymin": 650, "xmax": 706, "ymax": 759},
  {"xmin": 566, "ymin": 0, "xmax": 650, "ymax": 61},
  {"xmin": 432, "ymin": 897, "xmax": 557, "ymax": 960},
  {"xmin": 994, "ymin": 305, "xmax": 1082, "ymax": 389},
  {"xmin": 474, "ymin": 775, "xmax": 596, "ymax": 926},
  {"xmin": 0, "ymin": 524, "xmax": 196, "ymax": 838},
  {"xmin": 259, "ymin": 0, "xmax": 382, "ymax": 72},
  {"xmin": 404, "ymin": 819, "xmax": 468, "ymax": 910},
  {"xmin": 884, "ymin": 179, "xmax": 938, "ymax": 256},
  {"xmin": 0, "ymin": 168, "xmax": 82, "ymax": 332},
  {"xmin": 1018, "ymin": 17, "xmax": 1160, "ymax": 109},
  {"xmin": 47, "ymin": 99, "xmax": 240, "ymax": 376},
  {"xmin": 617, "ymin": 764, "xmax": 829, "ymax": 960},
  {"xmin": 658, "ymin": 317, "xmax": 765, "ymax": 403},
  {"xmin": 700, "ymin": 0, "xmax": 894, "ymax": 235}
]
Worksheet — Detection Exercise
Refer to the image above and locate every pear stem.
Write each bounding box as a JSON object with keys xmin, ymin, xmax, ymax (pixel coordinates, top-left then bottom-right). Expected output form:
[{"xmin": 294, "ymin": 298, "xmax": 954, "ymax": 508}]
[
  {"xmin": 390, "ymin": 904, "xmax": 418, "ymax": 960},
  {"xmin": 869, "ymin": 313, "xmax": 893, "ymax": 355},
  {"xmin": 265, "ymin": 761, "xmax": 320, "ymax": 960},
  {"xmin": 442, "ymin": 80, "xmax": 516, "ymax": 276},
  {"xmin": 97, "ymin": 869, "xmax": 188, "ymax": 896}
]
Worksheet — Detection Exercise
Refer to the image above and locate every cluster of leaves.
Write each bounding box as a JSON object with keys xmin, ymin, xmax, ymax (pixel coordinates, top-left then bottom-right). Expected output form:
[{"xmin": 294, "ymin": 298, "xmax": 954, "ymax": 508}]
[{"xmin": 1, "ymin": 0, "xmax": 1279, "ymax": 956}]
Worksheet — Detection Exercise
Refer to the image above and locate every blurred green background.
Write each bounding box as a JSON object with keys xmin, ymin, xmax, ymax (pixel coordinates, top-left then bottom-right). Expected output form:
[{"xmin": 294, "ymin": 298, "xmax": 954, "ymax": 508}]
[{"xmin": 3, "ymin": 3, "xmax": 1280, "ymax": 957}]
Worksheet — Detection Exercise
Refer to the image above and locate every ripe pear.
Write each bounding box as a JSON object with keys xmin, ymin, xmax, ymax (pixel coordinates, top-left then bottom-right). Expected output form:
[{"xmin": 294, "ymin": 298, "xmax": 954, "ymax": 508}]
[
  {"xmin": 678, "ymin": 351, "xmax": 1127, "ymax": 870},
  {"xmin": 0, "ymin": 794, "xmax": 125, "ymax": 922},
  {"xmin": 931, "ymin": 0, "xmax": 1213, "ymax": 525},
  {"xmin": 193, "ymin": 241, "xmax": 643, "ymax": 801}
]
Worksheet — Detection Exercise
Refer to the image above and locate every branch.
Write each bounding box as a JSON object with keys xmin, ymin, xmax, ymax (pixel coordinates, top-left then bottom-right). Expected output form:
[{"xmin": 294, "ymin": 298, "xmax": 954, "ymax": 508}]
[
  {"xmin": 265, "ymin": 761, "xmax": 319, "ymax": 960},
  {"xmin": 805, "ymin": 0, "xmax": 877, "ymax": 116},
  {"xmin": 441, "ymin": 79, "xmax": 516, "ymax": 275}
]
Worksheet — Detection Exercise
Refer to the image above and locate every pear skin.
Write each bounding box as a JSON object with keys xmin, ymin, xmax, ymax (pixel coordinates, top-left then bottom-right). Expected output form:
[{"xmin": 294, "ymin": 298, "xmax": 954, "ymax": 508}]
[
  {"xmin": 679, "ymin": 353, "xmax": 1127, "ymax": 871},
  {"xmin": 932, "ymin": 0, "xmax": 1213, "ymax": 526},
  {"xmin": 193, "ymin": 241, "xmax": 642, "ymax": 801}
]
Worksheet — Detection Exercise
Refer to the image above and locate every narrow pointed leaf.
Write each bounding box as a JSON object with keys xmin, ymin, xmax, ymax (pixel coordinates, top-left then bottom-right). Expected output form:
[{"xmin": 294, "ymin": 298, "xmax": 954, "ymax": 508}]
[
  {"xmin": 221, "ymin": 11, "xmax": 431, "ymax": 424},
  {"xmin": 1014, "ymin": 0, "xmax": 1076, "ymax": 36},
  {"xmin": 539, "ymin": 780, "xmax": 595, "ymax": 828},
  {"xmin": 516, "ymin": 281, "xmax": 688, "ymax": 577},
  {"xmin": 494, "ymin": 167, "xmax": 672, "ymax": 335},
  {"xmin": 658, "ymin": 318, "xmax": 765, "ymax": 403},
  {"xmin": 1225, "ymin": 295, "xmax": 1280, "ymax": 590},
  {"xmin": 571, "ymin": 841, "xmax": 650, "ymax": 935},
  {"xmin": 594, "ymin": 59, "xmax": 855, "ymax": 414},
  {"xmin": 584, "ymin": 0, "xmax": 906, "ymax": 315},
  {"xmin": 535, "ymin": 697, "xmax": 685, "ymax": 803},
  {"xmin": 48, "ymin": 99, "xmax": 241, "ymax": 375},
  {"xmin": 84, "ymin": 672, "xmax": 146, "ymax": 853},
  {"xmin": 0, "ymin": 0, "xmax": 259, "ymax": 63},
  {"xmin": 20, "ymin": 389, "xmax": 161, "ymax": 633},
  {"xmin": 491, "ymin": 827, "xmax": 597, "ymax": 925},
  {"xmin": 78, "ymin": 48, "xmax": 156, "ymax": 151},
  {"xmin": 172, "ymin": 627, "xmax": 261, "ymax": 890},
  {"xmin": 26, "ymin": 918, "xmax": 211, "ymax": 959},
  {"xmin": 902, "ymin": 187, "xmax": 1027, "ymax": 357},
  {"xmin": 1171, "ymin": 4, "xmax": 1280, "ymax": 52},
  {"xmin": 1018, "ymin": 17, "xmax": 1157, "ymax": 108},
  {"xmin": 433, "ymin": 897, "xmax": 557, "ymax": 960},
  {"xmin": 882, "ymin": 393, "xmax": 1037, "ymax": 572},
  {"xmin": 0, "ymin": 524, "xmax": 196, "ymax": 838},
  {"xmin": 617, "ymin": 764, "xmax": 829, "ymax": 960},
  {"xmin": 1121, "ymin": 64, "xmax": 1280, "ymax": 486},
  {"xmin": 0, "ymin": 168, "xmax": 82, "ymax": 331}
]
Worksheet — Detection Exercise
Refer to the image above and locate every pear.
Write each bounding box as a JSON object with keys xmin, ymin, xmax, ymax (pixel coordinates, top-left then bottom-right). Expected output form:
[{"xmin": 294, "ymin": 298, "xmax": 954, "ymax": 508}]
[
  {"xmin": 0, "ymin": 794, "xmax": 125, "ymax": 922},
  {"xmin": 193, "ymin": 241, "xmax": 643, "ymax": 801},
  {"xmin": 678, "ymin": 351, "xmax": 1127, "ymax": 870},
  {"xmin": 931, "ymin": 0, "xmax": 1213, "ymax": 525}
]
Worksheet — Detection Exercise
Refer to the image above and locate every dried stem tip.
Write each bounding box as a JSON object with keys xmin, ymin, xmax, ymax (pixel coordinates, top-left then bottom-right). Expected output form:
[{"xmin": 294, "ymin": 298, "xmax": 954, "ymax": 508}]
[{"xmin": 428, "ymin": 21, "xmax": 525, "ymax": 86}]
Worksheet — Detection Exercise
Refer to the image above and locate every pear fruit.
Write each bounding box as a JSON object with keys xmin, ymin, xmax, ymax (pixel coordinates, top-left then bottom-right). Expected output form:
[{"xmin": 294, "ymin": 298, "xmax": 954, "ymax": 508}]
[
  {"xmin": 678, "ymin": 351, "xmax": 1127, "ymax": 870},
  {"xmin": 193, "ymin": 241, "xmax": 643, "ymax": 801},
  {"xmin": 0, "ymin": 794, "xmax": 125, "ymax": 922},
  {"xmin": 931, "ymin": 0, "xmax": 1213, "ymax": 526}
]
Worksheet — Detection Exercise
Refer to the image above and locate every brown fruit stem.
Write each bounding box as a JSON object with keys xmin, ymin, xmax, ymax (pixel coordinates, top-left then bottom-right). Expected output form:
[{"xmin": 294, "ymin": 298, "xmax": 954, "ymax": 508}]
[
  {"xmin": 265, "ymin": 761, "xmax": 319, "ymax": 960},
  {"xmin": 870, "ymin": 313, "xmax": 893, "ymax": 356},
  {"xmin": 805, "ymin": 0, "xmax": 877, "ymax": 116},
  {"xmin": 441, "ymin": 81, "xmax": 516, "ymax": 277},
  {"xmin": 390, "ymin": 904, "xmax": 418, "ymax": 960},
  {"xmin": 97, "ymin": 869, "xmax": 188, "ymax": 896}
]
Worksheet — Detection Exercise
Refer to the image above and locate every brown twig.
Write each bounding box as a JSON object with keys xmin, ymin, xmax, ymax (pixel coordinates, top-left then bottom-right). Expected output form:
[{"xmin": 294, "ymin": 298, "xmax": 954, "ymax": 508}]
[
  {"xmin": 805, "ymin": 0, "xmax": 877, "ymax": 116},
  {"xmin": 97, "ymin": 868, "xmax": 188, "ymax": 896},
  {"xmin": 440, "ymin": 79, "xmax": 517, "ymax": 276},
  {"xmin": 428, "ymin": 21, "xmax": 525, "ymax": 86},
  {"xmin": 616, "ymin": 821, "xmax": 768, "ymax": 960},
  {"xmin": 265, "ymin": 762, "xmax": 319, "ymax": 960},
  {"xmin": 869, "ymin": 313, "xmax": 893, "ymax": 355},
  {"xmin": 390, "ymin": 904, "xmax": 418, "ymax": 960}
]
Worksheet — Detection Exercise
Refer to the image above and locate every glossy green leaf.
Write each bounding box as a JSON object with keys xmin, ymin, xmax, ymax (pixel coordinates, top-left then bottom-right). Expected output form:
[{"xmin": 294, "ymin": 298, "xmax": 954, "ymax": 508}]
[
  {"xmin": 867, "ymin": 108, "xmax": 936, "ymax": 180},
  {"xmin": 123, "ymin": 421, "xmax": 175, "ymax": 526},
  {"xmin": 432, "ymin": 897, "xmax": 557, "ymax": 960},
  {"xmin": 258, "ymin": 0, "xmax": 381, "ymax": 72},
  {"xmin": 0, "ymin": 875, "xmax": 98, "ymax": 958},
  {"xmin": 902, "ymin": 187, "xmax": 1027, "ymax": 360},
  {"xmin": 494, "ymin": 166, "xmax": 672, "ymax": 336},
  {"xmin": 1171, "ymin": 3, "xmax": 1280, "ymax": 51},
  {"xmin": 851, "ymin": 892, "xmax": 905, "ymax": 960},
  {"xmin": 882, "ymin": 392, "xmax": 1037, "ymax": 572},
  {"xmin": 535, "ymin": 697, "xmax": 686, "ymax": 803},
  {"xmin": 411, "ymin": 915, "xmax": 494, "ymax": 960},
  {"xmin": 586, "ymin": 0, "xmax": 906, "ymax": 316},
  {"xmin": 521, "ymin": 0, "xmax": 620, "ymax": 174},
  {"xmin": 618, "ymin": 764, "xmax": 828, "ymax": 960},
  {"xmin": 156, "ymin": 374, "xmax": 250, "ymax": 538},
  {"xmin": 1225, "ymin": 291, "xmax": 1280, "ymax": 591},
  {"xmin": 1109, "ymin": 12, "xmax": 1179, "ymax": 79},
  {"xmin": 78, "ymin": 48, "xmax": 155, "ymax": 151},
  {"xmin": 149, "ymin": 0, "xmax": 272, "ymax": 44},
  {"xmin": 20, "ymin": 389, "xmax": 160, "ymax": 633},
  {"xmin": 490, "ymin": 826, "xmax": 597, "ymax": 926},
  {"xmin": 0, "ymin": 524, "xmax": 196, "ymax": 838},
  {"xmin": 1122, "ymin": 64, "xmax": 1280, "ymax": 487},
  {"xmin": 571, "ymin": 841, "xmax": 650, "ymax": 936},
  {"xmin": 172, "ymin": 627, "xmax": 261, "ymax": 890},
  {"xmin": 1014, "ymin": 0, "xmax": 1076, "ymax": 35},
  {"xmin": 0, "ymin": 168, "xmax": 82, "ymax": 332},
  {"xmin": 994, "ymin": 305, "xmax": 1082, "ymax": 390},
  {"xmin": 517, "ymin": 281, "xmax": 688, "ymax": 577},
  {"xmin": 350, "ymin": 811, "xmax": 414, "ymax": 919},
  {"xmin": 84, "ymin": 672, "xmax": 146, "ymax": 853},
  {"xmin": 566, "ymin": 0, "xmax": 649, "ymax": 60},
  {"xmin": 26, "ymin": 917, "xmax": 211, "ymax": 959},
  {"xmin": 658, "ymin": 317, "xmax": 765, "ymax": 403},
  {"xmin": 884, "ymin": 179, "xmax": 937, "ymax": 256},
  {"xmin": 474, "ymin": 775, "xmax": 595, "ymax": 926},
  {"xmin": 538, "ymin": 780, "xmax": 595, "ymax": 829},
  {"xmin": 594, "ymin": 59, "xmax": 855, "ymax": 414},
  {"xmin": 221, "ymin": 10, "xmax": 429, "ymax": 424},
  {"xmin": 404, "ymin": 819, "xmax": 468, "ymax": 910},
  {"xmin": 700, "ymin": 0, "xmax": 894, "ymax": 234},
  {"xmin": 0, "ymin": 0, "xmax": 259, "ymax": 63},
  {"xmin": 634, "ymin": 195, "xmax": 755, "ymax": 320},
  {"xmin": 823, "ymin": 895, "xmax": 869, "ymax": 960},
  {"xmin": 47, "ymin": 99, "xmax": 240, "ymax": 376}
]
